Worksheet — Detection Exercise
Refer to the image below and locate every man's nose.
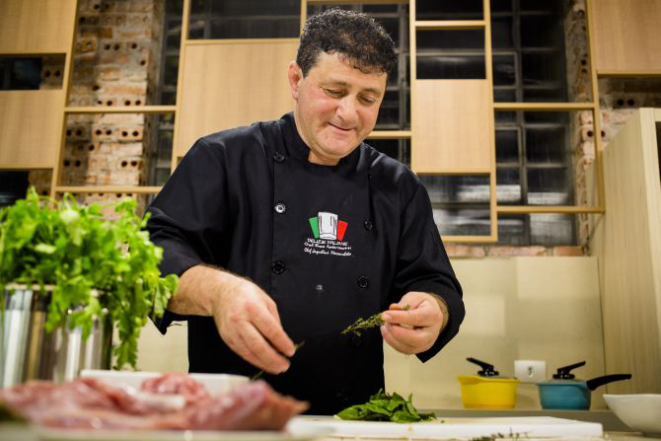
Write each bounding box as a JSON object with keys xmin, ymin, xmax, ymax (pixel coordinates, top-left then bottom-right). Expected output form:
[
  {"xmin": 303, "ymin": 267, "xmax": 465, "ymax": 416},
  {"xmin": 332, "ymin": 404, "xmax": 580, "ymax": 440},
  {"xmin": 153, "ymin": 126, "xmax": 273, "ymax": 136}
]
[{"xmin": 336, "ymin": 96, "xmax": 358, "ymax": 125}]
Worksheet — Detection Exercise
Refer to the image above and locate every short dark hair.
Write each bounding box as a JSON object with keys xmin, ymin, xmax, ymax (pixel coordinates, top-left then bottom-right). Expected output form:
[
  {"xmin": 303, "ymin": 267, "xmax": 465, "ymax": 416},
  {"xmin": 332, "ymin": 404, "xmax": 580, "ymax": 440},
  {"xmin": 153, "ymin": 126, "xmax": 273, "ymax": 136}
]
[{"xmin": 296, "ymin": 9, "xmax": 397, "ymax": 76}]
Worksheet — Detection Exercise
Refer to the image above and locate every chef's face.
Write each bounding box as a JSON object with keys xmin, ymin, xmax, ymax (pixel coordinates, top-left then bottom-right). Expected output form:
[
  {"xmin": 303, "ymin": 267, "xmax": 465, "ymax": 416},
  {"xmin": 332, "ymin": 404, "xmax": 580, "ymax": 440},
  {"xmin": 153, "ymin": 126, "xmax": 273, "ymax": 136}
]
[{"xmin": 288, "ymin": 52, "xmax": 387, "ymax": 166}]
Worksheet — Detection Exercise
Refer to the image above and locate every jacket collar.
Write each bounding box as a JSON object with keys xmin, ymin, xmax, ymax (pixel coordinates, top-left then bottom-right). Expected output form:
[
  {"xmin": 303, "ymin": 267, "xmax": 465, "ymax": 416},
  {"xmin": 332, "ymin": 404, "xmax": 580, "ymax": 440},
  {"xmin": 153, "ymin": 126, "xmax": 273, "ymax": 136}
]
[{"xmin": 280, "ymin": 112, "xmax": 362, "ymax": 172}]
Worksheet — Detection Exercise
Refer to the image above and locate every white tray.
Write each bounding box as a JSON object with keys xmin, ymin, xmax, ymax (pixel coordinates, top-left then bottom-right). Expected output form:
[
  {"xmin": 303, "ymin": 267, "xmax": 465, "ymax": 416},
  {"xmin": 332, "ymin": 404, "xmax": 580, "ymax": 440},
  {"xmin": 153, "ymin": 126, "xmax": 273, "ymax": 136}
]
[
  {"xmin": 288, "ymin": 415, "xmax": 603, "ymax": 439},
  {"xmin": 79, "ymin": 369, "xmax": 249, "ymax": 396}
]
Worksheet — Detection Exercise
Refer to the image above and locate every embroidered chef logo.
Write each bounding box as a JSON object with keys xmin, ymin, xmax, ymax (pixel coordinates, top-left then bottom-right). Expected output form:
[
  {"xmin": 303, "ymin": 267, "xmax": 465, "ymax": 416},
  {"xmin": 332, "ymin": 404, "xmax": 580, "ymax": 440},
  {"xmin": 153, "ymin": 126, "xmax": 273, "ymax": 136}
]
[{"xmin": 304, "ymin": 212, "xmax": 352, "ymax": 257}]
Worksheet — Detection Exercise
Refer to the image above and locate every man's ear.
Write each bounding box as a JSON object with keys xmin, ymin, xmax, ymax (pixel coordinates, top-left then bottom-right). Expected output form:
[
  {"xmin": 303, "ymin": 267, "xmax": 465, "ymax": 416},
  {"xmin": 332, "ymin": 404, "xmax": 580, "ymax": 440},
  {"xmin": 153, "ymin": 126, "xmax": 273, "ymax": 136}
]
[{"xmin": 288, "ymin": 61, "xmax": 303, "ymax": 101}]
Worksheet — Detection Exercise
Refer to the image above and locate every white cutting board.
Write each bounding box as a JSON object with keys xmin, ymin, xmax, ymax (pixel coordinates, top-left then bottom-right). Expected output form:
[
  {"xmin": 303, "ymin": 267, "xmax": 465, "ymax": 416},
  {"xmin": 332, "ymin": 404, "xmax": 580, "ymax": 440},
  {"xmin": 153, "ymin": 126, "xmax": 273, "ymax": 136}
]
[{"xmin": 287, "ymin": 415, "xmax": 603, "ymax": 439}]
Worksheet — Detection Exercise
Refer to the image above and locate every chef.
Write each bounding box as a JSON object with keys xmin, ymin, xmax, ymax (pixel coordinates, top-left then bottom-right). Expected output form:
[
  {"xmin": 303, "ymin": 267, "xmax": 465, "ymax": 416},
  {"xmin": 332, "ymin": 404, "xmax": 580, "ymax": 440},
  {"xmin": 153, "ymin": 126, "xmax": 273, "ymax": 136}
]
[{"xmin": 147, "ymin": 9, "xmax": 465, "ymax": 415}]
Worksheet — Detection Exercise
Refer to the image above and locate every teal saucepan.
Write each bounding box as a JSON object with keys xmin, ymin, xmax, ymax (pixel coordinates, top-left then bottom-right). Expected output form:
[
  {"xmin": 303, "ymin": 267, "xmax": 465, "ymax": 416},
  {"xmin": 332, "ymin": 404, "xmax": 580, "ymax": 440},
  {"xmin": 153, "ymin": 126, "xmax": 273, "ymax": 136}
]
[{"xmin": 538, "ymin": 367, "xmax": 632, "ymax": 410}]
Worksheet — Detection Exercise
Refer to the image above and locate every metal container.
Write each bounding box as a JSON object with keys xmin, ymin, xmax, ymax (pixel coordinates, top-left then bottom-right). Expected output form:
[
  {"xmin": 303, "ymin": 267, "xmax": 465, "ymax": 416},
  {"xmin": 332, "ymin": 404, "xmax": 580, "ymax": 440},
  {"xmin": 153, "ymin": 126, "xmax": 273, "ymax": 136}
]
[{"xmin": 0, "ymin": 285, "xmax": 112, "ymax": 387}]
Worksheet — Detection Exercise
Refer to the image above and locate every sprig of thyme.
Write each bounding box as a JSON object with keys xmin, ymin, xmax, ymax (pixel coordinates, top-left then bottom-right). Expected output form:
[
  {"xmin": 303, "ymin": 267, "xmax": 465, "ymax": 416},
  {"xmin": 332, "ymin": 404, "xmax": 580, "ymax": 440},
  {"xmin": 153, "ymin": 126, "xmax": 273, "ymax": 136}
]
[
  {"xmin": 250, "ymin": 340, "xmax": 306, "ymax": 380},
  {"xmin": 341, "ymin": 305, "xmax": 410, "ymax": 337}
]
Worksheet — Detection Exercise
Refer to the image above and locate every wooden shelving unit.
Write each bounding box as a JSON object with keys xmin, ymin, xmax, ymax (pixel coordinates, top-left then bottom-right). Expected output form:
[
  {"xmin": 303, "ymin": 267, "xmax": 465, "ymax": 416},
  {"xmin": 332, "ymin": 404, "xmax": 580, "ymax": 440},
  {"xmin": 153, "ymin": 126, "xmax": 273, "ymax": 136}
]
[{"xmin": 14, "ymin": 0, "xmax": 659, "ymax": 243}]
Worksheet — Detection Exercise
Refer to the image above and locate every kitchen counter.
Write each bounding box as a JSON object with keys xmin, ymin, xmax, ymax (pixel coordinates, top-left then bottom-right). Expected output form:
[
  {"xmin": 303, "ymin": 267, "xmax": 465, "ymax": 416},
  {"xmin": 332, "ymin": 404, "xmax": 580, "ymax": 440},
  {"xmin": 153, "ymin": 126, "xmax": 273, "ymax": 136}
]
[
  {"xmin": 0, "ymin": 425, "xmax": 651, "ymax": 441},
  {"xmin": 0, "ymin": 410, "xmax": 645, "ymax": 441},
  {"xmin": 313, "ymin": 433, "xmax": 652, "ymax": 441}
]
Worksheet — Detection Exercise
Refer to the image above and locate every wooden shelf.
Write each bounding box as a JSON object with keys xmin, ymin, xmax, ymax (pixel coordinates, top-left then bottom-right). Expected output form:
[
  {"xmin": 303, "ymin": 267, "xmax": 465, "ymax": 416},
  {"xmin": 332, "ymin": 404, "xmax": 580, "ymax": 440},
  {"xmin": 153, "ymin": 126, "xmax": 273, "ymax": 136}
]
[
  {"xmin": 0, "ymin": 164, "xmax": 53, "ymax": 170},
  {"xmin": 64, "ymin": 105, "xmax": 176, "ymax": 114},
  {"xmin": 442, "ymin": 234, "xmax": 498, "ymax": 243},
  {"xmin": 415, "ymin": 170, "xmax": 492, "ymax": 175},
  {"xmin": 497, "ymin": 205, "xmax": 605, "ymax": 214},
  {"xmin": 493, "ymin": 102, "xmax": 596, "ymax": 111},
  {"xmin": 55, "ymin": 186, "xmax": 162, "ymax": 194},
  {"xmin": 367, "ymin": 130, "xmax": 411, "ymax": 139},
  {"xmin": 0, "ymin": 50, "xmax": 67, "ymax": 56},
  {"xmin": 597, "ymin": 70, "xmax": 661, "ymax": 78},
  {"xmin": 415, "ymin": 20, "xmax": 486, "ymax": 30},
  {"xmin": 185, "ymin": 38, "xmax": 299, "ymax": 46},
  {"xmin": 307, "ymin": 0, "xmax": 408, "ymax": 4}
]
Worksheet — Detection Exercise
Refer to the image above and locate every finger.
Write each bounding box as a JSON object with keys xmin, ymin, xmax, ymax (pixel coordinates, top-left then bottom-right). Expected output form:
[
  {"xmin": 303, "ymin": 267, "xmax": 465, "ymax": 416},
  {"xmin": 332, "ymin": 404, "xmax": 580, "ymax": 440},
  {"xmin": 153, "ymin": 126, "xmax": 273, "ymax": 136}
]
[
  {"xmin": 382, "ymin": 305, "xmax": 436, "ymax": 328},
  {"xmin": 391, "ymin": 294, "xmax": 425, "ymax": 310},
  {"xmin": 247, "ymin": 301, "xmax": 295, "ymax": 357},
  {"xmin": 239, "ymin": 324, "xmax": 291, "ymax": 374},
  {"xmin": 265, "ymin": 298, "xmax": 282, "ymax": 326},
  {"xmin": 388, "ymin": 303, "xmax": 407, "ymax": 311},
  {"xmin": 380, "ymin": 324, "xmax": 416, "ymax": 355},
  {"xmin": 221, "ymin": 325, "xmax": 277, "ymax": 373},
  {"xmin": 385, "ymin": 322, "xmax": 435, "ymax": 350}
]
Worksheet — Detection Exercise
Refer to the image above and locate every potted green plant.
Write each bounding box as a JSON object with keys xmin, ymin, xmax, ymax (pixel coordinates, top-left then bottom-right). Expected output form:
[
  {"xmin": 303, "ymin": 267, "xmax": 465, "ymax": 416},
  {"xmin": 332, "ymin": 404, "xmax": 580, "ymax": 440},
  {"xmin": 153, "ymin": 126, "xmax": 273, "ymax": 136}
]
[{"xmin": 0, "ymin": 188, "xmax": 177, "ymax": 376}]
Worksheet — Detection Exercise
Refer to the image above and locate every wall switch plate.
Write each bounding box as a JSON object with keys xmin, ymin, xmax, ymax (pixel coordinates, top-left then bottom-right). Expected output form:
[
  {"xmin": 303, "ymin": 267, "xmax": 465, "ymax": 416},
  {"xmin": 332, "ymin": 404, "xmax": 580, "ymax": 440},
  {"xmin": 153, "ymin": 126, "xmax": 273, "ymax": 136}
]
[{"xmin": 514, "ymin": 360, "xmax": 546, "ymax": 383}]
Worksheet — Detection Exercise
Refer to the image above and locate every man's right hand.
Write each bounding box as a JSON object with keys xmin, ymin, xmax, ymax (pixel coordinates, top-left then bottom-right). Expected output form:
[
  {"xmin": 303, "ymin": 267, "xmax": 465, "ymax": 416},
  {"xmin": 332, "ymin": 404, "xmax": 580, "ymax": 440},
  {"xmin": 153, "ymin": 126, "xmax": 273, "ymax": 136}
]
[
  {"xmin": 212, "ymin": 274, "xmax": 295, "ymax": 374},
  {"xmin": 169, "ymin": 265, "xmax": 295, "ymax": 374}
]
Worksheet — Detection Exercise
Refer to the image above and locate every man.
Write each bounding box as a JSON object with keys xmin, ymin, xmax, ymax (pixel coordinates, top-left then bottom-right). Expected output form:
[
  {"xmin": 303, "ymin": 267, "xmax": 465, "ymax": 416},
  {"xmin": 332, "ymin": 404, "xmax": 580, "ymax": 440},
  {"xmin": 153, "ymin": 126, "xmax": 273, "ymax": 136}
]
[{"xmin": 147, "ymin": 9, "xmax": 465, "ymax": 415}]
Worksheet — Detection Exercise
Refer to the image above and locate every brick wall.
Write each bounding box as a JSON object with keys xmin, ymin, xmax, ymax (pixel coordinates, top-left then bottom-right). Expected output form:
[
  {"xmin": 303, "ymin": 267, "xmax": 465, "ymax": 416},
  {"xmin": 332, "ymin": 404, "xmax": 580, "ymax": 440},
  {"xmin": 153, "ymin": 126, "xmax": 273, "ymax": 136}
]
[{"xmin": 29, "ymin": 0, "xmax": 163, "ymax": 211}]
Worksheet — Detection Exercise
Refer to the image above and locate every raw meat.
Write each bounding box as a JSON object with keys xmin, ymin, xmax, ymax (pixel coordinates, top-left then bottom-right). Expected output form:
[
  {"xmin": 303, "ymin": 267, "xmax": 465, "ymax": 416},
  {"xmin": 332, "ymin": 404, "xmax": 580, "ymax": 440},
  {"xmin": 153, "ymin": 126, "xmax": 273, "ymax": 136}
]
[{"xmin": 0, "ymin": 374, "xmax": 307, "ymax": 431}]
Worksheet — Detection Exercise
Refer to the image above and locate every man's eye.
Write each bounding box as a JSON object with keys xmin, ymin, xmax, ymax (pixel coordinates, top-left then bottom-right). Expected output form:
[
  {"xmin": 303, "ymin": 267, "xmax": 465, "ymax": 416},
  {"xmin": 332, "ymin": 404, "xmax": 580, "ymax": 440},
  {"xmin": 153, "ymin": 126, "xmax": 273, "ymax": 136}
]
[
  {"xmin": 325, "ymin": 89, "xmax": 343, "ymax": 96},
  {"xmin": 360, "ymin": 96, "xmax": 376, "ymax": 105}
]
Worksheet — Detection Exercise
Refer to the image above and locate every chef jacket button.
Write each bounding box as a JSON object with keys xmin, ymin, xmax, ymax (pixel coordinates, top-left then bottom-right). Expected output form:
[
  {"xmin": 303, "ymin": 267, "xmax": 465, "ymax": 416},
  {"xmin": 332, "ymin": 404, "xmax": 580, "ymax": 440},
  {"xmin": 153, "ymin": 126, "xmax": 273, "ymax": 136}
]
[
  {"xmin": 273, "ymin": 152, "xmax": 285, "ymax": 163},
  {"xmin": 363, "ymin": 219, "xmax": 373, "ymax": 231},
  {"xmin": 274, "ymin": 203, "xmax": 286, "ymax": 214},
  {"xmin": 357, "ymin": 276, "xmax": 369, "ymax": 289},
  {"xmin": 271, "ymin": 261, "xmax": 285, "ymax": 275}
]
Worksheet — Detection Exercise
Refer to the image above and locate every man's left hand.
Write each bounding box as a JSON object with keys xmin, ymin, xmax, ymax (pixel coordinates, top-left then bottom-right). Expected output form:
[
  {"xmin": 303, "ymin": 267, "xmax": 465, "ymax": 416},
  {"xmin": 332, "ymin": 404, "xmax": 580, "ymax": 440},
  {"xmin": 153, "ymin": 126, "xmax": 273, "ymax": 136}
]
[{"xmin": 380, "ymin": 292, "xmax": 444, "ymax": 355}]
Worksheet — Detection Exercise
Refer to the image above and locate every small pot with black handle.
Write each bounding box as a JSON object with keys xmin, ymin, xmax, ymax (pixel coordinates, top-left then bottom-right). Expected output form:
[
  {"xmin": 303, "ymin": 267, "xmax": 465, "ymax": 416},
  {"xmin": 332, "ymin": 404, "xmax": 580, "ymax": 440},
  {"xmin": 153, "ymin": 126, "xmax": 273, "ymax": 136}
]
[
  {"xmin": 537, "ymin": 361, "xmax": 632, "ymax": 410},
  {"xmin": 458, "ymin": 357, "xmax": 520, "ymax": 410}
]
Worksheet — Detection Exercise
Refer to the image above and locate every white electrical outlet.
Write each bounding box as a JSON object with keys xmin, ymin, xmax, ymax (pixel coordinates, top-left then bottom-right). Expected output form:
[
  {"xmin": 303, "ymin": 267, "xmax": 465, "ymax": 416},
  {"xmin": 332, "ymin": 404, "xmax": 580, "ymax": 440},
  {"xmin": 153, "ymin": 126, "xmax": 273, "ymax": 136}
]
[{"xmin": 514, "ymin": 360, "xmax": 546, "ymax": 383}]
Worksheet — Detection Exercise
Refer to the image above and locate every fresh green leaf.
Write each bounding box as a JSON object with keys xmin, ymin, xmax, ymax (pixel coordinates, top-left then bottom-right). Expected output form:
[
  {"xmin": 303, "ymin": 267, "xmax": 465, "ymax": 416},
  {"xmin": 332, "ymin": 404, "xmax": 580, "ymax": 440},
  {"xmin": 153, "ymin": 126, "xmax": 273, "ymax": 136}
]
[
  {"xmin": 336, "ymin": 388, "xmax": 435, "ymax": 423},
  {"xmin": 0, "ymin": 188, "xmax": 178, "ymax": 369}
]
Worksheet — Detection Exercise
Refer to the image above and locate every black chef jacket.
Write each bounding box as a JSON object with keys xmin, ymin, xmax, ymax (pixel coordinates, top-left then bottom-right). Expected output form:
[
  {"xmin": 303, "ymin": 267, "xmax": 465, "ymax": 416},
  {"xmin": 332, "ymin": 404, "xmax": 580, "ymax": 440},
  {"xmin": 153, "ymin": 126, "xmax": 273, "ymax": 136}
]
[{"xmin": 146, "ymin": 112, "xmax": 464, "ymax": 415}]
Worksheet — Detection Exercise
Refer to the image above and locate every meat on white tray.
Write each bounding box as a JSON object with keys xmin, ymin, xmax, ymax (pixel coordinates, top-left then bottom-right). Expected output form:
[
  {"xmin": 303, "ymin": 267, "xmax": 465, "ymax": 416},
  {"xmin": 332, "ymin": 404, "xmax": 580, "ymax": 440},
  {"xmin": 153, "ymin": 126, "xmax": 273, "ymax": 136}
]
[{"xmin": 0, "ymin": 373, "xmax": 308, "ymax": 431}]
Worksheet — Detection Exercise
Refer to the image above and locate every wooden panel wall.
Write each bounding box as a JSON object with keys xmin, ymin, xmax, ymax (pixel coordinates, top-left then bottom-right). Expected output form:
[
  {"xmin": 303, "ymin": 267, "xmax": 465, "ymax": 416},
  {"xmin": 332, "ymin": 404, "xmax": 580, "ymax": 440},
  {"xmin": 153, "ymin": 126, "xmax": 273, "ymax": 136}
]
[
  {"xmin": 175, "ymin": 40, "xmax": 298, "ymax": 158},
  {"xmin": 592, "ymin": 109, "xmax": 661, "ymax": 393},
  {"xmin": 0, "ymin": 91, "xmax": 64, "ymax": 168},
  {"xmin": 386, "ymin": 257, "xmax": 605, "ymax": 409},
  {"xmin": 0, "ymin": 0, "xmax": 78, "ymax": 54},
  {"xmin": 411, "ymin": 80, "xmax": 492, "ymax": 173},
  {"xmin": 592, "ymin": 0, "xmax": 661, "ymax": 73}
]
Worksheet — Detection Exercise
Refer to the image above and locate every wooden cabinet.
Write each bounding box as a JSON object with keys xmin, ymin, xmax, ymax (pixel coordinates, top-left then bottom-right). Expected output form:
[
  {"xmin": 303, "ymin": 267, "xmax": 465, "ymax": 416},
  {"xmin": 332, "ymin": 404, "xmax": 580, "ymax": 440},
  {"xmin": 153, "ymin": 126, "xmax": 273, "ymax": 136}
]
[
  {"xmin": 0, "ymin": 0, "xmax": 77, "ymax": 54},
  {"xmin": 591, "ymin": 108, "xmax": 661, "ymax": 393},
  {"xmin": 175, "ymin": 40, "xmax": 297, "ymax": 159},
  {"xmin": 0, "ymin": 91, "xmax": 65, "ymax": 168},
  {"xmin": 591, "ymin": 0, "xmax": 661, "ymax": 74},
  {"xmin": 0, "ymin": 0, "xmax": 77, "ymax": 170}
]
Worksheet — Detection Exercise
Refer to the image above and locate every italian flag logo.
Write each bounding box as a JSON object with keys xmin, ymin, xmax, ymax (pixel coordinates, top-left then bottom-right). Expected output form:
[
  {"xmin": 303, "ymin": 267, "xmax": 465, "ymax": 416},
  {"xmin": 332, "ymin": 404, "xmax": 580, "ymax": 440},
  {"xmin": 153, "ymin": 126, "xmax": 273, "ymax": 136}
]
[{"xmin": 309, "ymin": 212, "xmax": 347, "ymax": 241}]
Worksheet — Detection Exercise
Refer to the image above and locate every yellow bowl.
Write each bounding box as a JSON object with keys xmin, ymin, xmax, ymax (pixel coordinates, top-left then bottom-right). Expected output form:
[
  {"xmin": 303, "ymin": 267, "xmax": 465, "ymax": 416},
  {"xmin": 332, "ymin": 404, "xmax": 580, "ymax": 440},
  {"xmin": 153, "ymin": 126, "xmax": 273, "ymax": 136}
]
[{"xmin": 458, "ymin": 375, "xmax": 519, "ymax": 410}]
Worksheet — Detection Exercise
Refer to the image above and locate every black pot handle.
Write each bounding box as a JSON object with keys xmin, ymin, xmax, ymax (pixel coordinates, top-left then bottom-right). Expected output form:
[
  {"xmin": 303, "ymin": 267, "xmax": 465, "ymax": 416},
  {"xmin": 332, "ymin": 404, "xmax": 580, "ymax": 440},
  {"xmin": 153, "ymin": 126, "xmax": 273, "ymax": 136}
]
[
  {"xmin": 466, "ymin": 357, "xmax": 499, "ymax": 376},
  {"xmin": 586, "ymin": 374, "xmax": 632, "ymax": 390},
  {"xmin": 553, "ymin": 361, "xmax": 586, "ymax": 379}
]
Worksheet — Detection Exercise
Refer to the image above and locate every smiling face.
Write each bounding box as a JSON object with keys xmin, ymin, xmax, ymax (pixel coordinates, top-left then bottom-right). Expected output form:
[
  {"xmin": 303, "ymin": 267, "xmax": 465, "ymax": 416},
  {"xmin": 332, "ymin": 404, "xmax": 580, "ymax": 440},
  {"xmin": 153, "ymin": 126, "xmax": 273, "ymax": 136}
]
[{"xmin": 288, "ymin": 52, "xmax": 387, "ymax": 166}]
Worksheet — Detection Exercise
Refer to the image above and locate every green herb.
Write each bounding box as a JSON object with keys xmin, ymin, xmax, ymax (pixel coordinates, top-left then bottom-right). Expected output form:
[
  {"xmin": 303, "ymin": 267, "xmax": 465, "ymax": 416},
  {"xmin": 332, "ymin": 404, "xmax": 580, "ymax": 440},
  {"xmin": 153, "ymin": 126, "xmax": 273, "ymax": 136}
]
[
  {"xmin": 336, "ymin": 389, "xmax": 435, "ymax": 423},
  {"xmin": 0, "ymin": 188, "xmax": 178, "ymax": 369},
  {"xmin": 250, "ymin": 340, "xmax": 306, "ymax": 380},
  {"xmin": 341, "ymin": 305, "xmax": 410, "ymax": 337},
  {"xmin": 469, "ymin": 429, "xmax": 527, "ymax": 441}
]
